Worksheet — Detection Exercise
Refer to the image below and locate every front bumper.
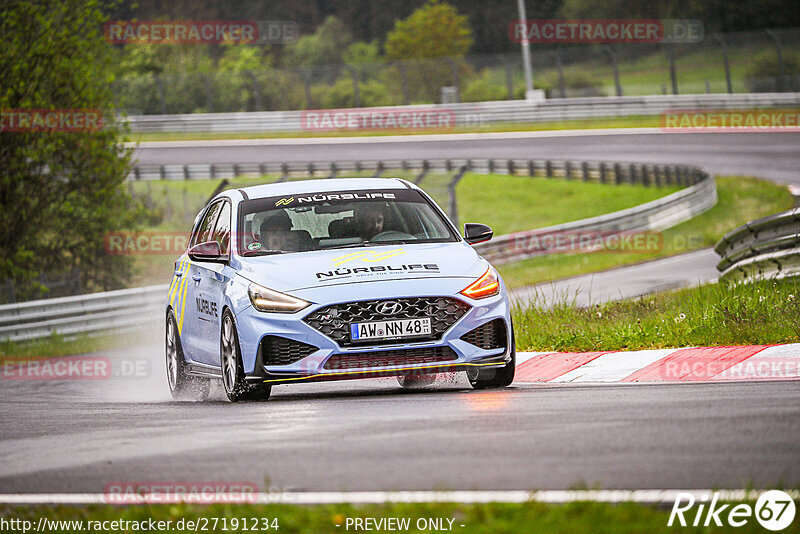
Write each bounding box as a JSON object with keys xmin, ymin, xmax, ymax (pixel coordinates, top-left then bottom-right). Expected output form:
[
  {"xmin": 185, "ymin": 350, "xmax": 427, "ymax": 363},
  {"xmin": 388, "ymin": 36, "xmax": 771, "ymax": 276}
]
[{"xmin": 234, "ymin": 282, "xmax": 512, "ymax": 385}]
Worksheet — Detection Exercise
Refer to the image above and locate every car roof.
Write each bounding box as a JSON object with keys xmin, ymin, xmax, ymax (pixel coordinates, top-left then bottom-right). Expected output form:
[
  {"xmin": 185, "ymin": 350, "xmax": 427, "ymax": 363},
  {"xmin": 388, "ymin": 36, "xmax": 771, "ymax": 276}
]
[{"xmin": 233, "ymin": 177, "xmax": 414, "ymax": 200}]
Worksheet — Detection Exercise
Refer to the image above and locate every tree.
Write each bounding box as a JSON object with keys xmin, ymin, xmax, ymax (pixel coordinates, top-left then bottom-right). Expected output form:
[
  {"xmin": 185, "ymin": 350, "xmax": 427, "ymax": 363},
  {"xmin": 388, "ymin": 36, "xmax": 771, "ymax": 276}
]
[
  {"xmin": 0, "ymin": 0, "xmax": 149, "ymax": 301},
  {"xmin": 385, "ymin": 0, "xmax": 473, "ymax": 60}
]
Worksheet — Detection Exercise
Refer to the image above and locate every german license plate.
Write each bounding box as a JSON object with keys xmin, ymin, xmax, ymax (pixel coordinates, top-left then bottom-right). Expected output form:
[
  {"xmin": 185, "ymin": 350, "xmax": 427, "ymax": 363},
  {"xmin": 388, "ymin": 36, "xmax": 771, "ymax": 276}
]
[{"xmin": 350, "ymin": 317, "xmax": 432, "ymax": 341}]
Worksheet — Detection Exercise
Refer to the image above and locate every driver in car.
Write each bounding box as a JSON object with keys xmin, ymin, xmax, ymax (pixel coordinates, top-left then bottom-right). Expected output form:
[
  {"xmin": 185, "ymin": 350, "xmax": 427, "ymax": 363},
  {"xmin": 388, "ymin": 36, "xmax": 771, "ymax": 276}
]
[{"xmin": 355, "ymin": 203, "xmax": 386, "ymax": 241}]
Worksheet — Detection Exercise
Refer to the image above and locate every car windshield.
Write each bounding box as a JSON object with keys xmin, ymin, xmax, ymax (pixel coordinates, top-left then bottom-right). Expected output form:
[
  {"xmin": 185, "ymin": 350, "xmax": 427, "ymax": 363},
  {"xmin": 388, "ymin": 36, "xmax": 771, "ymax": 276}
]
[{"xmin": 237, "ymin": 188, "xmax": 458, "ymax": 255}]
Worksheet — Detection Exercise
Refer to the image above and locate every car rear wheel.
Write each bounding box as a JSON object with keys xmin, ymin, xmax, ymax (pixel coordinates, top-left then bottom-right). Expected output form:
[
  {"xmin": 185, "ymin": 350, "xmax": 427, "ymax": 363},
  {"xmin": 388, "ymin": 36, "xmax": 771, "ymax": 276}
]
[
  {"xmin": 166, "ymin": 311, "xmax": 210, "ymax": 401},
  {"xmin": 467, "ymin": 325, "xmax": 516, "ymax": 389},
  {"xmin": 397, "ymin": 373, "xmax": 437, "ymax": 388},
  {"xmin": 220, "ymin": 311, "xmax": 271, "ymax": 402}
]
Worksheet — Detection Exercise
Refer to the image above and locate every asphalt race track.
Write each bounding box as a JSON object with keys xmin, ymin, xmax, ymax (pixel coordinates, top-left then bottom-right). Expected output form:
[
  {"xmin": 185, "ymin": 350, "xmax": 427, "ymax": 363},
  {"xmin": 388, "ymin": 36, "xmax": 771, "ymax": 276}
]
[
  {"xmin": 1, "ymin": 129, "xmax": 797, "ymax": 496},
  {"xmin": 131, "ymin": 130, "xmax": 800, "ymax": 184},
  {"xmin": 1, "ymin": 345, "xmax": 798, "ymax": 493}
]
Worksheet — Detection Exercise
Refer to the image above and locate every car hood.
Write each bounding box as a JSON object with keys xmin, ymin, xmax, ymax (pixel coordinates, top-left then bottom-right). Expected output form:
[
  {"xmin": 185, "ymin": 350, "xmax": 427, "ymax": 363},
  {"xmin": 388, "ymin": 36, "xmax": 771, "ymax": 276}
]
[{"xmin": 235, "ymin": 242, "xmax": 487, "ymax": 293}]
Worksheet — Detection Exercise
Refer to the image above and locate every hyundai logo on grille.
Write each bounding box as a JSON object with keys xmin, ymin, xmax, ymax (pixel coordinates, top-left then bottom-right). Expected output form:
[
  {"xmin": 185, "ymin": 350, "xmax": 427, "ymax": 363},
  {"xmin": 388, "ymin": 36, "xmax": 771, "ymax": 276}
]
[{"xmin": 375, "ymin": 301, "xmax": 403, "ymax": 316}]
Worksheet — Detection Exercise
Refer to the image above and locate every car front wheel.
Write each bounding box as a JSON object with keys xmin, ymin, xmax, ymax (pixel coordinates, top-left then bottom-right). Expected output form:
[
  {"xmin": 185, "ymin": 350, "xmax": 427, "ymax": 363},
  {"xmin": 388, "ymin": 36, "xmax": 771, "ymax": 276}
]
[
  {"xmin": 467, "ymin": 325, "xmax": 515, "ymax": 389},
  {"xmin": 220, "ymin": 310, "xmax": 271, "ymax": 402}
]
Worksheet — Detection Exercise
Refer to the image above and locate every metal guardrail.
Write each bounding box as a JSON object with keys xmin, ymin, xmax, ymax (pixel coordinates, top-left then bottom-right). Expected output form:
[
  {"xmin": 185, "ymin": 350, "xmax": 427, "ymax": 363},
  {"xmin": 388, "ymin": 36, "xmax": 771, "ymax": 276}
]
[
  {"xmin": 715, "ymin": 207, "xmax": 800, "ymax": 282},
  {"xmin": 4, "ymin": 160, "xmax": 716, "ymax": 342},
  {"xmin": 0, "ymin": 285, "xmax": 167, "ymax": 343},
  {"xmin": 125, "ymin": 93, "xmax": 800, "ymax": 133}
]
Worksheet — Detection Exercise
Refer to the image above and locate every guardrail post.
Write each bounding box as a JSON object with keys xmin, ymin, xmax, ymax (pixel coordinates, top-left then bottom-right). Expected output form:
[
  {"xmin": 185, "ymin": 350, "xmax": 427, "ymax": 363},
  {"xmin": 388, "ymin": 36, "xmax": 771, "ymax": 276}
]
[
  {"xmin": 159, "ymin": 165, "xmax": 166, "ymax": 180},
  {"xmin": 134, "ymin": 167, "xmax": 141, "ymax": 180},
  {"xmin": 545, "ymin": 160, "xmax": 553, "ymax": 179},
  {"xmin": 308, "ymin": 162, "xmax": 315, "ymax": 176},
  {"xmin": 564, "ymin": 160, "xmax": 573, "ymax": 180},
  {"xmin": 259, "ymin": 163, "xmax": 266, "ymax": 176},
  {"xmin": 629, "ymin": 163, "xmax": 637, "ymax": 185},
  {"xmin": 328, "ymin": 162, "xmax": 337, "ymax": 179},
  {"xmin": 209, "ymin": 164, "xmax": 215, "ymax": 180},
  {"xmin": 373, "ymin": 161, "xmax": 385, "ymax": 178},
  {"xmin": 280, "ymin": 163, "xmax": 289, "ymax": 182},
  {"xmin": 581, "ymin": 161, "xmax": 589, "ymax": 182},
  {"xmin": 233, "ymin": 164, "xmax": 240, "ymax": 178},
  {"xmin": 183, "ymin": 165, "xmax": 190, "ymax": 180},
  {"xmin": 614, "ymin": 163, "xmax": 622, "ymax": 185},
  {"xmin": 599, "ymin": 162, "xmax": 607, "ymax": 184},
  {"xmin": 654, "ymin": 166, "xmax": 662, "ymax": 187},
  {"xmin": 641, "ymin": 165, "xmax": 650, "ymax": 187},
  {"xmin": 508, "ymin": 160, "xmax": 515, "ymax": 175},
  {"xmin": 528, "ymin": 160, "xmax": 536, "ymax": 177},
  {"xmin": 488, "ymin": 159, "xmax": 494, "ymax": 174},
  {"xmin": 664, "ymin": 166, "xmax": 672, "ymax": 186}
]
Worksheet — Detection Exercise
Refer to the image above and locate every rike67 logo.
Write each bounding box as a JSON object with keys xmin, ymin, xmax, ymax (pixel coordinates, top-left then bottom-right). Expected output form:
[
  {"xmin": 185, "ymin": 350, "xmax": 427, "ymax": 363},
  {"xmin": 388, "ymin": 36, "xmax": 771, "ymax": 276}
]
[{"xmin": 669, "ymin": 490, "xmax": 796, "ymax": 531}]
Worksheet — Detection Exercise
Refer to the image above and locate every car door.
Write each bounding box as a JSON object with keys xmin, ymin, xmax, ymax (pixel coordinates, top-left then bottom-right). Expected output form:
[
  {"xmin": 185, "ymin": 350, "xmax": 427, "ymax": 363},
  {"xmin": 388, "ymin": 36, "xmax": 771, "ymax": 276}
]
[
  {"xmin": 193, "ymin": 200, "xmax": 234, "ymax": 365},
  {"xmin": 179, "ymin": 201, "xmax": 223, "ymax": 364}
]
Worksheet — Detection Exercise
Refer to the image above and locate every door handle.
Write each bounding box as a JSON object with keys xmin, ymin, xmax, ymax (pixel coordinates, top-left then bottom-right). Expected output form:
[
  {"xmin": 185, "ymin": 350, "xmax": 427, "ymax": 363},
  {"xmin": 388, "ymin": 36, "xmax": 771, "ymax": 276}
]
[{"xmin": 192, "ymin": 274, "xmax": 202, "ymax": 282}]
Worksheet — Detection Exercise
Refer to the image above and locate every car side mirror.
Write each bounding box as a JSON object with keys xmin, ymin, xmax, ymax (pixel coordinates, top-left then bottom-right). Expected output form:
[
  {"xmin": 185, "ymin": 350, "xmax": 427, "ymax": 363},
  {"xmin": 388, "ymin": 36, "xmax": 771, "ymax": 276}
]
[
  {"xmin": 188, "ymin": 241, "xmax": 227, "ymax": 262},
  {"xmin": 463, "ymin": 223, "xmax": 493, "ymax": 245}
]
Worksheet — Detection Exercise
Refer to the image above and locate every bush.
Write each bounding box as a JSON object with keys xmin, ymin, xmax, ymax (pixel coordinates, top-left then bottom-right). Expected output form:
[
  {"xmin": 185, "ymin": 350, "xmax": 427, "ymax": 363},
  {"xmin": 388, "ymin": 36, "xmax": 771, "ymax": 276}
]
[
  {"xmin": 515, "ymin": 70, "xmax": 606, "ymax": 99},
  {"xmin": 745, "ymin": 51, "xmax": 800, "ymax": 92},
  {"xmin": 461, "ymin": 70, "xmax": 509, "ymax": 102}
]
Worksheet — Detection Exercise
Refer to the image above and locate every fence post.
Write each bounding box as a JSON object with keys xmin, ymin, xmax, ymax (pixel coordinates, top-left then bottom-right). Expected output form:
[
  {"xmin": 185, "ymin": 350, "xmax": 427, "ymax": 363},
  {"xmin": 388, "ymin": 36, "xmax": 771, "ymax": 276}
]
[
  {"xmin": 668, "ymin": 47, "xmax": 678, "ymax": 95},
  {"xmin": 546, "ymin": 160, "xmax": 553, "ymax": 178},
  {"xmin": 604, "ymin": 46, "xmax": 622, "ymax": 97},
  {"xmin": 415, "ymin": 160, "xmax": 430, "ymax": 184},
  {"xmin": 599, "ymin": 162, "xmax": 607, "ymax": 184},
  {"xmin": 396, "ymin": 62, "xmax": 410, "ymax": 105},
  {"xmin": 448, "ymin": 164, "xmax": 469, "ymax": 229},
  {"xmin": 765, "ymin": 30, "xmax": 786, "ymax": 92},
  {"xmin": 247, "ymin": 71, "xmax": 262, "ymax": 111},
  {"xmin": 629, "ymin": 163, "xmax": 637, "ymax": 185},
  {"xmin": 565, "ymin": 160, "xmax": 572, "ymax": 180},
  {"xmin": 555, "ymin": 50, "xmax": 566, "ymax": 98},
  {"xmin": 714, "ymin": 35, "xmax": 733, "ymax": 94},
  {"xmin": 280, "ymin": 163, "xmax": 289, "ymax": 182},
  {"xmin": 348, "ymin": 66, "xmax": 361, "ymax": 107},
  {"xmin": 581, "ymin": 161, "xmax": 589, "ymax": 182},
  {"xmin": 505, "ymin": 57, "xmax": 514, "ymax": 100},
  {"xmin": 528, "ymin": 160, "xmax": 536, "ymax": 177},
  {"xmin": 614, "ymin": 163, "xmax": 622, "ymax": 185},
  {"xmin": 373, "ymin": 161, "xmax": 385, "ymax": 178}
]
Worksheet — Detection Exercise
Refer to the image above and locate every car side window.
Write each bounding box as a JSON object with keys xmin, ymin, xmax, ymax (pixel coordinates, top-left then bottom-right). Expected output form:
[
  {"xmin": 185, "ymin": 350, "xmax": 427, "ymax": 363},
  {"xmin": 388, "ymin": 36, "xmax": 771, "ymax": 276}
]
[
  {"xmin": 191, "ymin": 201, "xmax": 223, "ymax": 247},
  {"xmin": 211, "ymin": 201, "xmax": 231, "ymax": 254}
]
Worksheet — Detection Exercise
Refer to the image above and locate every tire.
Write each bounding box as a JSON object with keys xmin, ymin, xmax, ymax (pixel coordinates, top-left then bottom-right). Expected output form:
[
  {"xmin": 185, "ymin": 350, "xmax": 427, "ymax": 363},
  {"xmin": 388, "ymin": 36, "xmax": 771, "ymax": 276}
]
[
  {"xmin": 467, "ymin": 323, "xmax": 516, "ymax": 389},
  {"xmin": 166, "ymin": 311, "xmax": 210, "ymax": 401},
  {"xmin": 220, "ymin": 310, "xmax": 271, "ymax": 402},
  {"xmin": 397, "ymin": 373, "xmax": 437, "ymax": 388}
]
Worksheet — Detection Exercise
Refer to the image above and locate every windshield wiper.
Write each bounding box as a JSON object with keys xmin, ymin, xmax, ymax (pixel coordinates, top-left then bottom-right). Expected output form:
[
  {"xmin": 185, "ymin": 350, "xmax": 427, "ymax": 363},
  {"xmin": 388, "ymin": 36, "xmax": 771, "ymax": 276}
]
[
  {"xmin": 241, "ymin": 249, "xmax": 287, "ymax": 257},
  {"xmin": 322, "ymin": 240, "xmax": 409, "ymax": 250}
]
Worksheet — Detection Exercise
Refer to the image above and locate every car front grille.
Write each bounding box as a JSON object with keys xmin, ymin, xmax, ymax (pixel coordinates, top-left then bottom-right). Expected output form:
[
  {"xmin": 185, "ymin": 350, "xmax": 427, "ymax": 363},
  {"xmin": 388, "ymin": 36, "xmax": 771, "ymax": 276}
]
[
  {"xmin": 324, "ymin": 346, "xmax": 458, "ymax": 370},
  {"xmin": 460, "ymin": 319, "xmax": 507, "ymax": 350},
  {"xmin": 259, "ymin": 335, "xmax": 319, "ymax": 366},
  {"xmin": 304, "ymin": 297, "xmax": 470, "ymax": 347}
]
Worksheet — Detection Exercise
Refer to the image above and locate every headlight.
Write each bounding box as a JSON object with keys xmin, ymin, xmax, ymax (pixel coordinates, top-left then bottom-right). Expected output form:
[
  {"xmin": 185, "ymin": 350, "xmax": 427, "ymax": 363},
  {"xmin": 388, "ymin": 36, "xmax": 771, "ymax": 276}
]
[
  {"xmin": 460, "ymin": 266, "xmax": 500, "ymax": 300},
  {"xmin": 248, "ymin": 283, "xmax": 310, "ymax": 313}
]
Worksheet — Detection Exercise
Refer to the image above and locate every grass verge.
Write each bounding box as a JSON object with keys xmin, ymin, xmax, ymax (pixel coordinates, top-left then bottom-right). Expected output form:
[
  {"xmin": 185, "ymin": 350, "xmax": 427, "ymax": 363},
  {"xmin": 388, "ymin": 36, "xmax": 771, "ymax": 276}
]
[
  {"xmin": 497, "ymin": 176, "xmax": 794, "ymax": 289},
  {"xmin": 126, "ymin": 115, "xmax": 658, "ymax": 142},
  {"xmin": 4, "ymin": 500, "xmax": 790, "ymax": 533},
  {"xmin": 513, "ymin": 277, "xmax": 800, "ymax": 353}
]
